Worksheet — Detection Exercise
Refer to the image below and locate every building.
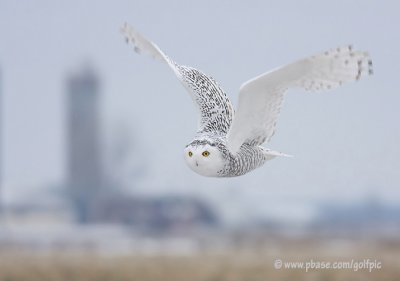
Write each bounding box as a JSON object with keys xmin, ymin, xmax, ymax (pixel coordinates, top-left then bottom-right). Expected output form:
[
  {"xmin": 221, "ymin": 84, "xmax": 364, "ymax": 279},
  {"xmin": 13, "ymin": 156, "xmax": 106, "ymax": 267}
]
[
  {"xmin": 90, "ymin": 195, "xmax": 219, "ymax": 234},
  {"xmin": 66, "ymin": 66, "xmax": 103, "ymax": 223},
  {"xmin": 312, "ymin": 198, "xmax": 400, "ymax": 238}
]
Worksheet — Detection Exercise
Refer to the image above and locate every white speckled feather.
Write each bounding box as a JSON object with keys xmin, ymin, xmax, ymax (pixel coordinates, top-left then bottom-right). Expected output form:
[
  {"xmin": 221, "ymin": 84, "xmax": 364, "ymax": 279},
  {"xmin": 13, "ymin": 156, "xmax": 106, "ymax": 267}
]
[
  {"xmin": 121, "ymin": 23, "xmax": 234, "ymax": 135},
  {"xmin": 226, "ymin": 46, "xmax": 373, "ymax": 154}
]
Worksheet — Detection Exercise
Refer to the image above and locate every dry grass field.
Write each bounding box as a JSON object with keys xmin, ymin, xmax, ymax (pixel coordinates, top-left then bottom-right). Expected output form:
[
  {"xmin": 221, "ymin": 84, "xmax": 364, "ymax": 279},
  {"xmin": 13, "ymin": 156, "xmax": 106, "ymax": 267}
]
[{"xmin": 0, "ymin": 239, "xmax": 399, "ymax": 281}]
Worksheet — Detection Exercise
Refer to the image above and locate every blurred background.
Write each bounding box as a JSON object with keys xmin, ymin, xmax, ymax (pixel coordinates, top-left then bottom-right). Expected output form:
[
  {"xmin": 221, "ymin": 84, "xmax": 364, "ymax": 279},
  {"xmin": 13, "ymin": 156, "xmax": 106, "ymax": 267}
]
[{"xmin": 0, "ymin": 0, "xmax": 399, "ymax": 280}]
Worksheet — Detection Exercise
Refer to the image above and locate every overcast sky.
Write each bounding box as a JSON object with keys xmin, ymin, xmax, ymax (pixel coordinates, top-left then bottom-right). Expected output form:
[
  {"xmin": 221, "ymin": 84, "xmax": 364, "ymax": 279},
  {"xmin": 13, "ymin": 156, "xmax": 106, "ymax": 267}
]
[{"xmin": 0, "ymin": 0, "xmax": 399, "ymax": 222}]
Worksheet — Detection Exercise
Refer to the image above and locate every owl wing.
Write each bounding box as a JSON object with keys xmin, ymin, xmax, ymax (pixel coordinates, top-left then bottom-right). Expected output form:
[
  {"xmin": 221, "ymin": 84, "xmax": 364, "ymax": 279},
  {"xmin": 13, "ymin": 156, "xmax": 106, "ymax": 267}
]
[
  {"xmin": 227, "ymin": 46, "xmax": 373, "ymax": 154},
  {"xmin": 121, "ymin": 23, "xmax": 234, "ymax": 135}
]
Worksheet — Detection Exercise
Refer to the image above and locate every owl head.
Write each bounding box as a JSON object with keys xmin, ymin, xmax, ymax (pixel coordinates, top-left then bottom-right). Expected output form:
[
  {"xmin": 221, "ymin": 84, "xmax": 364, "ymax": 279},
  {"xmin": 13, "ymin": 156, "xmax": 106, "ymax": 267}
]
[{"xmin": 184, "ymin": 142, "xmax": 226, "ymax": 177}]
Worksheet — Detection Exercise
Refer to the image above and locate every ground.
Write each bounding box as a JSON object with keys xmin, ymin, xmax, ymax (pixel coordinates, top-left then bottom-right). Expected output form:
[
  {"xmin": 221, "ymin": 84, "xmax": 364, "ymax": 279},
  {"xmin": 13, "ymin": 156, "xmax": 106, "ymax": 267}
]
[{"xmin": 1, "ymin": 238, "xmax": 399, "ymax": 281}]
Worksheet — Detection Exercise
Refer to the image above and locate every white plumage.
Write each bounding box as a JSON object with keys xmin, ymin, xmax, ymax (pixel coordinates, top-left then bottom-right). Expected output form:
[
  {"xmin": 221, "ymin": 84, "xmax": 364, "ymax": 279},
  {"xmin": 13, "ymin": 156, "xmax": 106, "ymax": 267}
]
[{"xmin": 121, "ymin": 23, "xmax": 373, "ymax": 177}]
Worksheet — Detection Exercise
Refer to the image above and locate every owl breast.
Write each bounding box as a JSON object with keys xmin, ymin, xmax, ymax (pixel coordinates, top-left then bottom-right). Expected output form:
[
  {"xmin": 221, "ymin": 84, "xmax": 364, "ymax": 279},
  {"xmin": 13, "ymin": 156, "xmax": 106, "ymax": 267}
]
[{"xmin": 225, "ymin": 144, "xmax": 269, "ymax": 177}]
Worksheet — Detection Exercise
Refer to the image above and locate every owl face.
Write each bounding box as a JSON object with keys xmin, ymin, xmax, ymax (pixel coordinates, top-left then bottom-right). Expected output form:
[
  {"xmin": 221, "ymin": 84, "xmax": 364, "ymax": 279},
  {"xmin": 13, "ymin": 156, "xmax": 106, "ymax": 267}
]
[{"xmin": 184, "ymin": 143, "xmax": 225, "ymax": 177}]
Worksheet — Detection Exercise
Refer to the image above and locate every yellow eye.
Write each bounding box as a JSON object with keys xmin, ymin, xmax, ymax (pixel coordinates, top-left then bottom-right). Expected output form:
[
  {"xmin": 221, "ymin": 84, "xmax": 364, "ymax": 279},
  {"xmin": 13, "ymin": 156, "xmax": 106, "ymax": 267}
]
[
  {"xmin": 188, "ymin": 151, "xmax": 193, "ymax": 157},
  {"xmin": 202, "ymin": 151, "xmax": 210, "ymax": 157}
]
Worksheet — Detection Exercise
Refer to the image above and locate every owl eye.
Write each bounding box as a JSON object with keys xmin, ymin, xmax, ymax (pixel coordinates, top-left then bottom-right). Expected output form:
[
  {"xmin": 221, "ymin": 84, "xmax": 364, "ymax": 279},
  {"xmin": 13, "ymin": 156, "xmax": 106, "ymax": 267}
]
[
  {"xmin": 202, "ymin": 151, "xmax": 210, "ymax": 157},
  {"xmin": 188, "ymin": 151, "xmax": 193, "ymax": 157}
]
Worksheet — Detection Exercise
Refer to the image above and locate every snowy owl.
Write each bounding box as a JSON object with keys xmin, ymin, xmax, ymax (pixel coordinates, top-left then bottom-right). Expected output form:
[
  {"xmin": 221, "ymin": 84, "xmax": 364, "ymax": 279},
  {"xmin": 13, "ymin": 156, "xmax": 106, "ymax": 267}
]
[{"xmin": 121, "ymin": 23, "xmax": 373, "ymax": 177}]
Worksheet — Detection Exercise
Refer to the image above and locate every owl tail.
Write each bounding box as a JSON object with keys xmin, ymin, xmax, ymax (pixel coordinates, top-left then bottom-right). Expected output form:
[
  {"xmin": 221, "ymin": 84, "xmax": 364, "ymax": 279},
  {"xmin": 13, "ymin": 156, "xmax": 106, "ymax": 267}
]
[{"xmin": 262, "ymin": 148, "xmax": 293, "ymax": 160}]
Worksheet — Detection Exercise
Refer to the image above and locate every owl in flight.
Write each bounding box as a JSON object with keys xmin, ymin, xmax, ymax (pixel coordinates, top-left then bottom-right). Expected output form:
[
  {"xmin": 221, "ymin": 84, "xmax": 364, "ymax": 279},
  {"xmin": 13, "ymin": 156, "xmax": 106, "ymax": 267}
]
[{"xmin": 121, "ymin": 23, "xmax": 373, "ymax": 177}]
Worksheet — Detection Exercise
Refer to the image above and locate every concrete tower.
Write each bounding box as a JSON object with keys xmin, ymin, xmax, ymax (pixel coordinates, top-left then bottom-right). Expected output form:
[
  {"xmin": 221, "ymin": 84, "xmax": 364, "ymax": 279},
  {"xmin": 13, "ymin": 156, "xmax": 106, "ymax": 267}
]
[{"xmin": 66, "ymin": 66, "xmax": 102, "ymax": 223}]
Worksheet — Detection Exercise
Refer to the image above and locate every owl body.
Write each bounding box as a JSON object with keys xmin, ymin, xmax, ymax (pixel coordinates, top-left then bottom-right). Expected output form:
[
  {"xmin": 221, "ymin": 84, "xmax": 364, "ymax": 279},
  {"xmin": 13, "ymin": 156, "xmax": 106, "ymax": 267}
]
[
  {"xmin": 122, "ymin": 24, "xmax": 373, "ymax": 177},
  {"xmin": 184, "ymin": 135, "xmax": 273, "ymax": 177}
]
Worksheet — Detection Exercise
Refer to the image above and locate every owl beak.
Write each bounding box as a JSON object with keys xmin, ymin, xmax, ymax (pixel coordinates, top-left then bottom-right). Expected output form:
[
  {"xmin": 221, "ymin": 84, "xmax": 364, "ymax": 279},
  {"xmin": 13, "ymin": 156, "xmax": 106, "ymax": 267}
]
[{"xmin": 195, "ymin": 161, "xmax": 199, "ymax": 167}]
